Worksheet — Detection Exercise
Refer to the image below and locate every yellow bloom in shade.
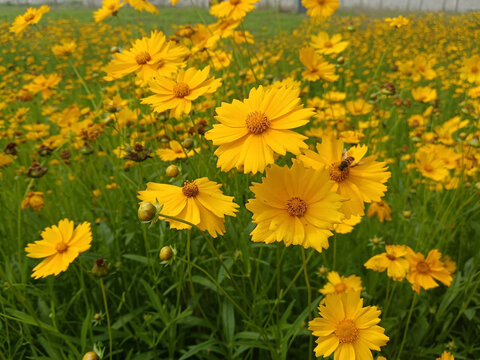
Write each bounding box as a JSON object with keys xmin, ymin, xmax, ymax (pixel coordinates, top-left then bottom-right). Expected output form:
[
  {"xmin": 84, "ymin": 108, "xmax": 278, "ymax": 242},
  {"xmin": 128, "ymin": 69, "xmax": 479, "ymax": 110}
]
[
  {"xmin": 298, "ymin": 134, "xmax": 391, "ymax": 218},
  {"xmin": 299, "ymin": 47, "xmax": 339, "ymax": 82},
  {"xmin": 436, "ymin": 351, "xmax": 454, "ymax": 360},
  {"xmin": 364, "ymin": 245, "xmax": 410, "ymax": 281},
  {"xmin": 104, "ymin": 31, "xmax": 189, "ymax": 83},
  {"xmin": 137, "ymin": 178, "xmax": 239, "ymax": 238},
  {"xmin": 308, "ymin": 291, "xmax": 389, "ymax": 359},
  {"xmin": 245, "ymin": 161, "xmax": 344, "ymax": 252},
  {"xmin": 311, "ymin": 32, "xmax": 348, "ymax": 55},
  {"xmin": 210, "ymin": 0, "xmax": 259, "ymax": 20},
  {"xmin": 21, "ymin": 191, "xmax": 45, "ymax": 211},
  {"xmin": 411, "ymin": 86, "xmax": 438, "ymax": 103},
  {"xmin": 406, "ymin": 249, "xmax": 453, "ymax": 294},
  {"xmin": 25, "ymin": 219, "xmax": 92, "ymax": 279},
  {"xmin": 301, "ymin": 0, "xmax": 339, "ymax": 19},
  {"xmin": 126, "ymin": 0, "xmax": 158, "ymax": 14},
  {"xmin": 205, "ymin": 86, "xmax": 314, "ymax": 174},
  {"xmin": 93, "ymin": 0, "xmax": 124, "ymax": 23},
  {"xmin": 9, "ymin": 5, "xmax": 49, "ymax": 35},
  {"xmin": 367, "ymin": 201, "xmax": 392, "ymax": 223},
  {"xmin": 142, "ymin": 66, "xmax": 221, "ymax": 119},
  {"xmin": 320, "ymin": 271, "xmax": 362, "ymax": 296}
]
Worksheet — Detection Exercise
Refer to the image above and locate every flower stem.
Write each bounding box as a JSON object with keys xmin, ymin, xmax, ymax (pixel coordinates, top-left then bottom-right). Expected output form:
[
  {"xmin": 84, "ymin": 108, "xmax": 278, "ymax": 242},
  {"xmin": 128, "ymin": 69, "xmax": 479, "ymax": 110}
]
[
  {"xmin": 396, "ymin": 292, "xmax": 417, "ymax": 360},
  {"xmin": 100, "ymin": 278, "xmax": 113, "ymax": 360},
  {"xmin": 301, "ymin": 248, "xmax": 312, "ymax": 359}
]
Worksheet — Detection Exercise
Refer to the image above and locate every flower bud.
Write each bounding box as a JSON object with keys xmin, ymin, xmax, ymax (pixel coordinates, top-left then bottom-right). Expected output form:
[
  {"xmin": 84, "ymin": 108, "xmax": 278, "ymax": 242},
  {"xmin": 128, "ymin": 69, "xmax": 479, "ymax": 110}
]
[
  {"xmin": 166, "ymin": 165, "xmax": 179, "ymax": 178},
  {"xmin": 159, "ymin": 246, "xmax": 173, "ymax": 261},
  {"xmin": 182, "ymin": 137, "xmax": 194, "ymax": 149},
  {"xmin": 402, "ymin": 210, "xmax": 412, "ymax": 219},
  {"xmin": 138, "ymin": 202, "xmax": 156, "ymax": 222},
  {"xmin": 92, "ymin": 258, "xmax": 109, "ymax": 277},
  {"xmin": 82, "ymin": 352, "xmax": 99, "ymax": 360}
]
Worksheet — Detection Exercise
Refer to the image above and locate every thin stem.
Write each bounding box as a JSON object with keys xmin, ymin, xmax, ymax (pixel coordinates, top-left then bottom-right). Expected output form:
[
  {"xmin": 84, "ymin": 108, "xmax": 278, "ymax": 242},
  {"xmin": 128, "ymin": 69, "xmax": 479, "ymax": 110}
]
[
  {"xmin": 302, "ymin": 248, "xmax": 312, "ymax": 359},
  {"xmin": 396, "ymin": 292, "xmax": 417, "ymax": 360},
  {"xmin": 68, "ymin": 59, "xmax": 97, "ymax": 109},
  {"xmin": 100, "ymin": 278, "xmax": 113, "ymax": 360}
]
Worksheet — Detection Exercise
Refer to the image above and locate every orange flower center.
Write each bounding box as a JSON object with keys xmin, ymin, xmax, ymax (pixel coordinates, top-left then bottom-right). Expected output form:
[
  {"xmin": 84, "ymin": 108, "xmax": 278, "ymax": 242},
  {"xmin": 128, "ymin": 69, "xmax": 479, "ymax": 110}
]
[
  {"xmin": 330, "ymin": 162, "xmax": 350, "ymax": 182},
  {"xmin": 135, "ymin": 51, "xmax": 151, "ymax": 65},
  {"xmin": 334, "ymin": 283, "xmax": 347, "ymax": 294},
  {"xmin": 286, "ymin": 197, "xmax": 307, "ymax": 217},
  {"xmin": 317, "ymin": 0, "xmax": 326, "ymax": 4},
  {"xmin": 173, "ymin": 82, "xmax": 190, "ymax": 98},
  {"xmin": 335, "ymin": 319, "xmax": 359, "ymax": 344},
  {"xmin": 182, "ymin": 181, "xmax": 199, "ymax": 197},
  {"xmin": 472, "ymin": 66, "xmax": 479, "ymax": 74},
  {"xmin": 56, "ymin": 241, "xmax": 68, "ymax": 253},
  {"xmin": 416, "ymin": 261, "xmax": 430, "ymax": 274},
  {"xmin": 24, "ymin": 13, "xmax": 36, "ymax": 22},
  {"xmin": 324, "ymin": 41, "xmax": 333, "ymax": 48},
  {"xmin": 386, "ymin": 253, "xmax": 397, "ymax": 261},
  {"xmin": 245, "ymin": 111, "xmax": 270, "ymax": 135},
  {"xmin": 229, "ymin": 0, "xmax": 242, "ymax": 5},
  {"xmin": 423, "ymin": 164, "xmax": 434, "ymax": 172}
]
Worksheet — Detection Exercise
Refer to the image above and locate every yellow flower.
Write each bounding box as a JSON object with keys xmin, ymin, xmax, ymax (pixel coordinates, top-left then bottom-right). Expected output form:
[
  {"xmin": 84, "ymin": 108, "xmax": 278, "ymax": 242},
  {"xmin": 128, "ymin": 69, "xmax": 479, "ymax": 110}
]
[
  {"xmin": 308, "ymin": 291, "xmax": 389, "ymax": 359},
  {"xmin": 412, "ymin": 86, "xmax": 438, "ymax": 103},
  {"xmin": 21, "ymin": 192, "xmax": 45, "ymax": 211},
  {"xmin": 52, "ymin": 41, "xmax": 76, "ymax": 57},
  {"xmin": 460, "ymin": 55, "xmax": 480, "ymax": 83},
  {"xmin": 9, "ymin": 5, "xmax": 50, "ymax": 35},
  {"xmin": 436, "ymin": 351, "xmax": 454, "ymax": 360},
  {"xmin": 25, "ymin": 219, "xmax": 92, "ymax": 279},
  {"xmin": 25, "ymin": 74, "xmax": 61, "ymax": 100},
  {"xmin": 311, "ymin": 32, "xmax": 348, "ymax": 55},
  {"xmin": 334, "ymin": 215, "xmax": 362, "ymax": 234},
  {"xmin": 415, "ymin": 146, "xmax": 449, "ymax": 182},
  {"xmin": 156, "ymin": 140, "xmax": 196, "ymax": 161},
  {"xmin": 104, "ymin": 31, "xmax": 189, "ymax": 83},
  {"xmin": 366, "ymin": 201, "xmax": 392, "ymax": 223},
  {"xmin": 245, "ymin": 161, "xmax": 344, "ymax": 252},
  {"xmin": 406, "ymin": 249, "xmax": 453, "ymax": 294},
  {"xmin": 364, "ymin": 245, "xmax": 410, "ymax": 281},
  {"xmin": 93, "ymin": 0, "xmax": 124, "ymax": 23},
  {"xmin": 301, "ymin": 0, "xmax": 339, "ymax": 19},
  {"xmin": 142, "ymin": 66, "xmax": 221, "ymax": 119},
  {"xmin": 210, "ymin": 0, "xmax": 259, "ymax": 20},
  {"xmin": 126, "ymin": 0, "xmax": 158, "ymax": 14},
  {"xmin": 137, "ymin": 178, "xmax": 239, "ymax": 238},
  {"xmin": 298, "ymin": 134, "xmax": 391, "ymax": 218},
  {"xmin": 299, "ymin": 47, "xmax": 339, "ymax": 82},
  {"xmin": 0, "ymin": 153, "xmax": 14, "ymax": 168},
  {"xmin": 205, "ymin": 85, "xmax": 314, "ymax": 174},
  {"xmin": 319, "ymin": 271, "xmax": 362, "ymax": 296},
  {"xmin": 385, "ymin": 15, "xmax": 409, "ymax": 28},
  {"xmin": 346, "ymin": 99, "xmax": 373, "ymax": 116}
]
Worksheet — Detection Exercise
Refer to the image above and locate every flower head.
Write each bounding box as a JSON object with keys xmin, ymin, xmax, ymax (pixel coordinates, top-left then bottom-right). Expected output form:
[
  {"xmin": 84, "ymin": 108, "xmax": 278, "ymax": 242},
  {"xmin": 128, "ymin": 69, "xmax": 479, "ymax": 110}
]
[
  {"xmin": 126, "ymin": 0, "xmax": 158, "ymax": 13},
  {"xmin": 299, "ymin": 47, "xmax": 339, "ymax": 82},
  {"xmin": 301, "ymin": 0, "xmax": 339, "ymax": 19},
  {"xmin": 319, "ymin": 271, "xmax": 362, "ymax": 296},
  {"xmin": 364, "ymin": 245, "xmax": 411, "ymax": 281},
  {"xmin": 210, "ymin": 0, "xmax": 259, "ymax": 20},
  {"xmin": 406, "ymin": 249, "xmax": 453, "ymax": 293},
  {"xmin": 385, "ymin": 15, "xmax": 410, "ymax": 28},
  {"xmin": 311, "ymin": 32, "xmax": 348, "ymax": 55},
  {"xmin": 10, "ymin": 5, "xmax": 49, "ymax": 35},
  {"xmin": 246, "ymin": 161, "xmax": 344, "ymax": 252},
  {"xmin": 93, "ymin": 0, "xmax": 124, "ymax": 23},
  {"xmin": 25, "ymin": 219, "xmax": 92, "ymax": 279},
  {"xmin": 308, "ymin": 291, "xmax": 389, "ymax": 359}
]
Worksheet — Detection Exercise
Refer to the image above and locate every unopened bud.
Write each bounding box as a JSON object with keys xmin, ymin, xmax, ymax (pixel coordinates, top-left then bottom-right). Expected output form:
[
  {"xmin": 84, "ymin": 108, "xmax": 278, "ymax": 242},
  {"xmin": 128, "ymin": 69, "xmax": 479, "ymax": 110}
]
[
  {"xmin": 92, "ymin": 258, "xmax": 109, "ymax": 277},
  {"xmin": 160, "ymin": 246, "xmax": 173, "ymax": 261},
  {"xmin": 82, "ymin": 352, "xmax": 99, "ymax": 360},
  {"xmin": 402, "ymin": 210, "xmax": 412, "ymax": 219},
  {"xmin": 318, "ymin": 266, "xmax": 328, "ymax": 275},
  {"xmin": 138, "ymin": 202, "xmax": 156, "ymax": 222},
  {"xmin": 166, "ymin": 164, "xmax": 179, "ymax": 178},
  {"xmin": 183, "ymin": 137, "xmax": 194, "ymax": 149}
]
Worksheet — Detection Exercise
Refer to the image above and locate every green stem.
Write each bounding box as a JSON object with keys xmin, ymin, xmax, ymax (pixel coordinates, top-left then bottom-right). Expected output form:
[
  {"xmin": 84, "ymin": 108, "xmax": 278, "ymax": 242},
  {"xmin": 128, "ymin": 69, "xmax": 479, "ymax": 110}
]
[
  {"xmin": 100, "ymin": 278, "xmax": 113, "ymax": 360},
  {"xmin": 396, "ymin": 292, "xmax": 417, "ymax": 360},
  {"xmin": 302, "ymin": 248, "xmax": 312, "ymax": 359},
  {"xmin": 69, "ymin": 59, "xmax": 97, "ymax": 109}
]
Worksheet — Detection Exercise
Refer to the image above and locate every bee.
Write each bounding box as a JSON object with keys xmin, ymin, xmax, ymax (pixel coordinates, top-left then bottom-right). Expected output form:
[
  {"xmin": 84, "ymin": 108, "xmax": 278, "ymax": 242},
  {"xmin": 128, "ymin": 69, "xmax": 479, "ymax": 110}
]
[{"xmin": 337, "ymin": 151, "xmax": 355, "ymax": 171}]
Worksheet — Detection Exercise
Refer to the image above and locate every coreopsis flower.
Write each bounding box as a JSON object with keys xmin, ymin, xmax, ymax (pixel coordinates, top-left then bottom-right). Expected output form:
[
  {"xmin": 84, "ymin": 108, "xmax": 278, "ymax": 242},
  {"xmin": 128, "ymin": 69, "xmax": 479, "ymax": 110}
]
[
  {"xmin": 301, "ymin": 0, "xmax": 339, "ymax": 19},
  {"xmin": 299, "ymin": 47, "xmax": 338, "ymax": 82},
  {"xmin": 210, "ymin": 0, "xmax": 259, "ymax": 20},
  {"xmin": 412, "ymin": 86, "xmax": 438, "ymax": 103},
  {"xmin": 141, "ymin": 66, "xmax": 221, "ymax": 119},
  {"xmin": 298, "ymin": 134, "xmax": 391, "ymax": 218},
  {"xmin": 0, "ymin": 153, "xmax": 14, "ymax": 168},
  {"xmin": 367, "ymin": 201, "xmax": 392, "ymax": 223},
  {"xmin": 104, "ymin": 31, "xmax": 189, "ymax": 82},
  {"xmin": 126, "ymin": 0, "xmax": 158, "ymax": 14},
  {"xmin": 137, "ymin": 178, "xmax": 239, "ymax": 238},
  {"xmin": 334, "ymin": 215, "xmax": 361, "ymax": 234},
  {"xmin": 385, "ymin": 15, "xmax": 409, "ymax": 28},
  {"xmin": 346, "ymin": 99, "xmax": 373, "ymax": 116},
  {"xmin": 436, "ymin": 351, "xmax": 454, "ymax": 360},
  {"xmin": 308, "ymin": 291, "xmax": 389, "ymax": 359},
  {"xmin": 406, "ymin": 249, "xmax": 453, "ymax": 294},
  {"xmin": 156, "ymin": 140, "xmax": 195, "ymax": 161},
  {"xmin": 25, "ymin": 74, "xmax": 61, "ymax": 100},
  {"xmin": 364, "ymin": 245, "xmax": 411, "ymax": 281},
  {"xmin": 415, "ymin": 146, "xmax": 449, "ymax": 182},
  {"xmin": 460, "ymin": 55, "xmax": 480, "ymax": 83},
  {"xmin": 52, "ymin": 41, "xmax": 76, "ymax": 57},
  {"xmin": 21, "ymin": 191, "xmax": 44, "ymax": 211},
  {"xmin": 25, "ymin": 219, "xmax": 92, "ymax": 279},
  {"xmin": 319, "ymin": 271, "xmax": 362, "ymax": 296},
  {"xmin": 245, "ymin": 161, "xmax": 344, "ymax": 252},
  {"xmin": 204, "ymin": 85, "xmax": 314, "ymax": 174},
  {"xmin": 9, "ymin": 5, "xmax": 50, "ymax": 35},
  {"xmin": 311, "ymin": 32, "xmax": 348, "ymax": 55},
  {"xmin": 93, "ymin": 0, "xmax": 124, "ymax": 23}
]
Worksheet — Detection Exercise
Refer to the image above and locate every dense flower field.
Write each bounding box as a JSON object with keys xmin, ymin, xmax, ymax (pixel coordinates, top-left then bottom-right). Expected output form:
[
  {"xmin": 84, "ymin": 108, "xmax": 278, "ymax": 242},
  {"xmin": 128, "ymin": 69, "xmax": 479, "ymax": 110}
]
[{"xmin": 1, "ymin": 1, "xmax": 479, "ymax": 359}]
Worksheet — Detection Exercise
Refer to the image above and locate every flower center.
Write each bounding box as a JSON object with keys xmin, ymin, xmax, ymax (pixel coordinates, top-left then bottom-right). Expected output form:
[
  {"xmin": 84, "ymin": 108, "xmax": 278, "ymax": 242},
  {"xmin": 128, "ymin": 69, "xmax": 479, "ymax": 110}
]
[
  {"xmin": 286, "ymin": 197, "xmax": 307, "ymax": 217},
  {"xmin": 330, "ymin": 162, "xmax": 350, "ymax": 182},
  {"xmin": 173, "ymin": 82, "xmax": 190, "ymax": 98},
  {"xmin": 416, "ymin": 261, "xmax": 430, "ymax": 274},
  {"xmin": 245, "ymin": 111, "xmax": 270, "ymax": 135},
  {"xmin": 229, "ymin": 0, "xmax": 242, "ymax": 5},
  {"xmin": 317, "ymin": 0, "xmax": 326, "ymax": 4},
  {"xmin": 24, "ymin": 13, "xmax": 36, "ymax": 22},
  {"xmin": 335, "ymin": 319, "xmax": 359, "ymax": 344},
  {"xmin": 56, "ymin": 241, "xmax": 68, "ymax": 253},
  {"xmin": 334, "ymin": 283, "xmax": 347, "ymax": 294},
  {"xmin": 472, "ymin": 66, "xmax": 479, "ymax": 74},
  {"xmin": 324, "ymin": 41, "xmax": 333, "ymax": 48},
  {"xmin": 135, "ymin": 51, "xmax": 151, "ymax": 65},
  {"xmin": 386, "ymin": 253, "xmax": 397, "ymax": 261},
  {"xmin": 182, "ymin": 181, "xmax": 199, "ymax": 198},
  {"xmin": 423, "ymin": 164, "xmax": 434, "ymax": 172}
]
